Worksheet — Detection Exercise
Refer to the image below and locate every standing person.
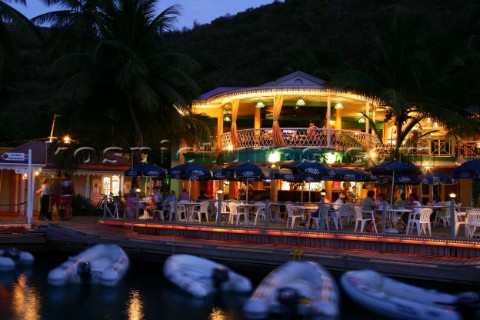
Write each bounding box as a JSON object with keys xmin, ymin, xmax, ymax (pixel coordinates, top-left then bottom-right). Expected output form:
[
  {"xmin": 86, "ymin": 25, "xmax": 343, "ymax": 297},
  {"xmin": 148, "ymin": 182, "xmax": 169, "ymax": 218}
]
[
  {"xmin": 60, "ymin": 173, "xmax": 75, "ymax": 220},
  {"xmin": 50, "ymin": 176, "xmax": 61, "ymax": 219},
  {"xmin": 36, "ymin": 179, "xmax": 50, "ymax": 220},
  {"xmin": 153, "ymin": 186, "xmax": 163, "ymax": 207}
]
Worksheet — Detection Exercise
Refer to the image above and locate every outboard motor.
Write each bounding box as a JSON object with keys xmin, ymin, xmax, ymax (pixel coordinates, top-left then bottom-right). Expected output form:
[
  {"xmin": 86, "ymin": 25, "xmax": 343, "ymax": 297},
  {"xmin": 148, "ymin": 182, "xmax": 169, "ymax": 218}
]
[
  {"xmin": 77, "ymin": 261, "xmax": 92, "ymax": 283},
  {"xmin": 2, "ymin": 247, "xmax": 21, "ymax": 261},
  {"xmin": 456, "ymin": 292, "xmax": 480, "ymax": 320},
  {"xmin": 277, "ymin": 287, "xmax": 300, "ymax": 320},
  {"xmin": 212, "ymin": 267, "xmax": 229, "ymax": 289}
]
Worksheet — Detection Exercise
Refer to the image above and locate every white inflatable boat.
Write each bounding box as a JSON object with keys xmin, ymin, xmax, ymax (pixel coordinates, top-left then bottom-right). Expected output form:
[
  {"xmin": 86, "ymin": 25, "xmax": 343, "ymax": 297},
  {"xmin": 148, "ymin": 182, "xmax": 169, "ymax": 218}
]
[
  {"xmin": 243, "ymin": 261, "xmax": 340, "ymax": 319},
  {"xmin": 0, "ymin": 247, "xmax": 34, "ymax": 271},
  {"xmin": 163, "ymin": 254, "xmax": 252, "ymax": 298},
  {"xmin": 341, "ymin": 269, "xmax": 480, "ymax": 320},
  {"xmin": 48, "ymin": 244, "xmax": 130, "ymax": 287}
]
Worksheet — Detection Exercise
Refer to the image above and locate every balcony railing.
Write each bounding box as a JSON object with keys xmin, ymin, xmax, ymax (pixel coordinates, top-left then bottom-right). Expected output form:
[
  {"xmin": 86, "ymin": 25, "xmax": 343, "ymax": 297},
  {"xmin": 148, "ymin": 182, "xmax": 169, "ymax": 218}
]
[
  {"xmin": 219, "ymin": 128, "xmax": 473, "ymax": 159},
  {"xmin": 221, "ymin": 128, "xmax": 379, "ymax": 151}
]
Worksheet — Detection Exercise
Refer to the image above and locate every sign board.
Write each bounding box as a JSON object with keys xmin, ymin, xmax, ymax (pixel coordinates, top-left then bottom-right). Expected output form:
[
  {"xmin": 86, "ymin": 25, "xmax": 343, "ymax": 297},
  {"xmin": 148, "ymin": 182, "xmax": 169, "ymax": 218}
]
[{"xmin": 1, "ymin": 152, "xmax": 25, "ymax": 161}]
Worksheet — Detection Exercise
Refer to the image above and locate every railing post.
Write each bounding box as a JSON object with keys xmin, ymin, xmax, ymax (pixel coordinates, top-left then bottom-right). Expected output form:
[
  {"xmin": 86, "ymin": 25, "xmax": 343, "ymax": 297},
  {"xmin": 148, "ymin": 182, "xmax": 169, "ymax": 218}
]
[
  {"xmin": 216, "ymin": 196, "xmax": 222, "ymax": 226},
  {"xmin": 103, "ymin": 194, "xmax": 108, "ymax": 218},
  {"xmin": 381, "ymin": 202, "xmax": 387, "ymax": 234},
  {"xmin": 319, "ymin": 196, "xmax": 326, "ymax": 230},
  {"xmin": 174, "ymin": 197, "xmax": 178, "ymax": 222},
  {"xmin": 135, "ymin": 192, "xmax": 140, "ymax": 220},
  {"xmin": 265, "ymin": 199, "xmax": 270, "ymax": 228},
  {"xmin": 450, "ymin": 195, "xmax": 456, "ymax": 238}
]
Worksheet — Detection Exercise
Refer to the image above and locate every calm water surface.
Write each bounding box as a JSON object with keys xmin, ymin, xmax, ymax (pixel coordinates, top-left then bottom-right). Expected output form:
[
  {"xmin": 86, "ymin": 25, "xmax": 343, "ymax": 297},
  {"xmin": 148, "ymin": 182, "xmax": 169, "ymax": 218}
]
[{"xmin": 0, "ymin": 252, "xmax": 474, "ymax": 320}]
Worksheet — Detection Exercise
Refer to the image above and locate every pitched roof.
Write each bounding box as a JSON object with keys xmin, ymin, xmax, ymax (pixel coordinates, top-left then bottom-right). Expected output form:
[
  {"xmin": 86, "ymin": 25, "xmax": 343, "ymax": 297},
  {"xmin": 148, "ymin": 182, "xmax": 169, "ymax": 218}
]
[{"xmin": 260, "ymin": 71, "xmax": 326, "ymax": 87}]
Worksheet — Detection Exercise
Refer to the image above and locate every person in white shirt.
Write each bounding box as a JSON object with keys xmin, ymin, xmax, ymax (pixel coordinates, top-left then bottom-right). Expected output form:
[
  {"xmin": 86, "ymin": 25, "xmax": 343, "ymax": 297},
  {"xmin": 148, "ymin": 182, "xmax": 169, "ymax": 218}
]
[{"xmin": 332, "ymin": 192, "xmax": 346, "ymax": 211}]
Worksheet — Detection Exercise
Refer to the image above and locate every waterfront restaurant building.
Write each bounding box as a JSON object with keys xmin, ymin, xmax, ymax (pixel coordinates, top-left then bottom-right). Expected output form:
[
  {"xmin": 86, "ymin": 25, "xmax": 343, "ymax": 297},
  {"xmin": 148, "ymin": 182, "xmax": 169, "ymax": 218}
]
[{"xmin": 181, "ymin": 71, "xmax": 474, "ymax": 205}]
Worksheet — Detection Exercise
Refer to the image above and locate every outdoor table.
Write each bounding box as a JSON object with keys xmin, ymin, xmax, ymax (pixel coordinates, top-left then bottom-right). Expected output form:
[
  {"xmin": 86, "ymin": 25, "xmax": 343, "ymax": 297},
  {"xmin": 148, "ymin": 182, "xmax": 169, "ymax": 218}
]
[
  {"xmin": 386, "ymin": 208, "xmax": 412, "ymax": 233},
  {"xmin": 291, "ymin": 204, "xmax": 319, "ymax": 225},
  {"xmin": 233, "ymin": 203, "xmax": 259, "ymax": 225},
  {"xmin": 178, "ymin": 201, "xmax": 199, "ymax": 222},
  {"xmin": 269, "ymin": 202, "xmax": 283, "ymax": 222}
]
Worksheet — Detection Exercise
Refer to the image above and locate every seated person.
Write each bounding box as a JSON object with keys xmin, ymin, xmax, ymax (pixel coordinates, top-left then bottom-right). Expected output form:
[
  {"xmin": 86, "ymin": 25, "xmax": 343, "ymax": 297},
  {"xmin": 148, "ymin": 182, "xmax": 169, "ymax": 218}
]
[
  {"xmin": 409, "ymin": 195, "xmax": 422, "ymax": 214},
  {"xmin": 360, "ymin": 190, "xmax": 376, "ymax": 211},
  {"xmin": 144, "ymin": 198, "xmax": 157, "ymax": 218},
  {"xmin": 332, "ymin": 192, "xmax": 346, "ymax": 211},
  {"xmin": 394, "ymin": 193, "xmax": 407, "ymax": 208},
  {"xmin": 432, "ymin": 195, "xmax": 443, "ymax": 207},
  {"xmin": 197, "ymin": 190, "xmax": 209, "ymax": 202}
]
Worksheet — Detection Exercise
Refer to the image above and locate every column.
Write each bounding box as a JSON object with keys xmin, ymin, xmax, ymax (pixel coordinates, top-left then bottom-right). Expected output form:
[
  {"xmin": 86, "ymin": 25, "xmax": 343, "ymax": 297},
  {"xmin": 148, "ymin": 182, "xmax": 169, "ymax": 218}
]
[
  {"xmin": 270, "ymin": 179, "xmax": 279, "ymax": 202},
  {"xmin": 335, "ymin": 107, "xmax": 342, "ymax": 130},
  {"xmin": 327, "ymin": 96, "xmax": 331, "ymax": 148},
  {"xmin": 217, "ymin": 105, "xmax": 224, "ymax": 150}
]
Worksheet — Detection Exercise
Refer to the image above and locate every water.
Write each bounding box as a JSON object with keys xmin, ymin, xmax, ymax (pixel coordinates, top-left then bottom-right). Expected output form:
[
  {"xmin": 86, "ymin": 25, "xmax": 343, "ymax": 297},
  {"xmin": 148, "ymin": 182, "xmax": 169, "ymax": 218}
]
[{"xmin": 0, "ymin": 252, "xmax": 475, "ymax": 320}]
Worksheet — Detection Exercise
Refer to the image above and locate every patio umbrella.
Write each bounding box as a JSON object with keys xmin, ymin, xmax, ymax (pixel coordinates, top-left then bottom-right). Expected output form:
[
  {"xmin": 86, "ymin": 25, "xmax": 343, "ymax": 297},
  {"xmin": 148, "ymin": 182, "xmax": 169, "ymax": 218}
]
[
  {"xmin": 125, "ymin": 163, "xmax": 167, "ymax": 177},
  {"xmin": 169, "ymin": 163, "xmax": 212, "ymax": 197},
  {"xmin": 452, "ymin": 159, "xmax": 480, "ymax": 180},
  {"xmin": 421, "ymin": 171, "xmax": 455, "ymax": 185},
  {"xmin": 169, "ymin": 163, "xmax": 212, "ymax": 181},
  {"xmin": 222, "ymin": 162, "xmax": 266, "ymax": 202},
  {"xmin": 367, "ymin": 160, "xmax": 420, "ymax": 203},
  {"xmin": 212, "ymin": 166, "xmax": 228, "ymax": 180},
  {"xmin": 324, "ymin": 167, "xmax": 377, "ymax": 182},
  {"xmin": 284, "ymin": 161, "xmax": 332, "ymax": 201}
]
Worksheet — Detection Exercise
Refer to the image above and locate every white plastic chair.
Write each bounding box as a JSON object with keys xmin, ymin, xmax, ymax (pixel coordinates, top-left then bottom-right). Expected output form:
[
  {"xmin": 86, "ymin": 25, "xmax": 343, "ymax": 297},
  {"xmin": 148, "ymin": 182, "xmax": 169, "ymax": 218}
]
[
  {"xmin": 434, "ymin": 207, "xmax": 450, "ymax": 227},
  {"xmin": 308, "ymin": 206, "xmax": 329, "ymax": 230},
  {"xmin": 191, "ymin": 201, "xmax": 210, "ymax": 223},
  {"xmin": 286, "ymin": 204, "xmax": 304, "ymax": 229},
  {"xmin": 338, "ymin": 203, "xmax": 353, "ymax": 226},
  {"xmin": 169, "ymin": 202, "xmax": 186, "ymax": 222},
  {"xmin": 228, "ymin": 202, "xmax": 248, "ymax": 225},
  {"xmin": 406, "ymin": 208, "xmax": 433, "ymax": 236},
  {"xmin": 353, "ymin": 206, "xmax": 377, "ymax": 233},
  {"xmin": 213, "ymin": 201, "xmax": 230, "ymax": 222},
  {"xmin": 453, "ymin": 208, "xmax": 468, "ymax": 237},
  {"xmin": 253, "ymin": 204, "xmax": 266, "ymax": 226},
  {"xmin": 467, "ymin": 209, "xmax": 480, "ymax": 238}
]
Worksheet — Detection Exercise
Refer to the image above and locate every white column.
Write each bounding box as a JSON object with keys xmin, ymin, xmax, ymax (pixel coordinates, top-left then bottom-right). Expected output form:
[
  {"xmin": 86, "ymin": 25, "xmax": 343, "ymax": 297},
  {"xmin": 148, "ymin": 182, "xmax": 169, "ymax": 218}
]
[
  {"xmin": 27, "ymin": 149, "xmax": 33, "ymax": 224},
  {"xmin": 327, "ymin": 96, "xmax": 332, "ymax": 148},
  {"xmin": 217, "ymin": 105, "xmax": 224, "ymax": 150}
]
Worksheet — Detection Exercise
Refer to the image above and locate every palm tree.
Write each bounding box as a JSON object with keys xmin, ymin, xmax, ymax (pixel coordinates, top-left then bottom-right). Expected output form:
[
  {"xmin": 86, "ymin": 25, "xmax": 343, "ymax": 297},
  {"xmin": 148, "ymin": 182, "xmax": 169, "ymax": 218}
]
[
  {"xmin": 0, "ymin": 0, "xmax": 42, "ymax": 81},
  {"xmin": 37, "ymin": 0, "xmax": 211, "ymax": 154},
  {"xmin": 331, "ymin": 13, "xmax": 480, "ymax": 161}
]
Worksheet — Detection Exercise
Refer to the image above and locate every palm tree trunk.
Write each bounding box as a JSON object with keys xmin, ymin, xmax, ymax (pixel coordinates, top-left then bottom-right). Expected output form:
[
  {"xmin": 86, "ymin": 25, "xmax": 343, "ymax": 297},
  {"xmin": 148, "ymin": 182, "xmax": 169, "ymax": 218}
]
[
  {"xmin": 395, "ymin": 122, "xmax": 402, "ymax": 160},
  {"xmin": 127, "ymin": 97, "xmax": 144, "ymax": 148}
]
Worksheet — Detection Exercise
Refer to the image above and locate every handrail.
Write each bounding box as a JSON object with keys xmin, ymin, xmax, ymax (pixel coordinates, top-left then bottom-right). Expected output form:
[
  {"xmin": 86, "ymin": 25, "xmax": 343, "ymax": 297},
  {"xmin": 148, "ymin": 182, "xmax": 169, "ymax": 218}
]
[{"xmin": 221, "ymin": 127, "xmax": 379, "ymax": 151}]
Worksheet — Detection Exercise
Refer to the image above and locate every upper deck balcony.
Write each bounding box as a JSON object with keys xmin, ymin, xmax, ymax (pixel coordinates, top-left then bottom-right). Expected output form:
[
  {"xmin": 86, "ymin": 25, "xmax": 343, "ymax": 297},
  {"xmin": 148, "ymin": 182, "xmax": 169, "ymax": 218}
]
[{"xmin": 221, "ymin": 127, "xmax": 378, "ymax": 151}]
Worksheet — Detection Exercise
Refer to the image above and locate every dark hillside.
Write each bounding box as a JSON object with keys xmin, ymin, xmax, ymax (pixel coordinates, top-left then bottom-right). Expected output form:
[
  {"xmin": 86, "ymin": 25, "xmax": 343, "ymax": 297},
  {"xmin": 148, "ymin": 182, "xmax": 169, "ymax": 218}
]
[{"xmin": 166, "ymin": 0, "xmax": 479, "ymax": 91}]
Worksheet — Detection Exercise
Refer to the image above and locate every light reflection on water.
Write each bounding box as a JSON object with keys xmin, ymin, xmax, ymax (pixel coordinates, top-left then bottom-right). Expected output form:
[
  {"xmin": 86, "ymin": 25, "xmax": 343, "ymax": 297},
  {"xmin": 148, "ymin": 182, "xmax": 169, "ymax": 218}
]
[
  {"xmin": 13, "ymin": 274, "xmax": 41, "ymax": 320},
  {"xmin": 0, "ymin": 252, "xmax": 475, "ymax": 320}
]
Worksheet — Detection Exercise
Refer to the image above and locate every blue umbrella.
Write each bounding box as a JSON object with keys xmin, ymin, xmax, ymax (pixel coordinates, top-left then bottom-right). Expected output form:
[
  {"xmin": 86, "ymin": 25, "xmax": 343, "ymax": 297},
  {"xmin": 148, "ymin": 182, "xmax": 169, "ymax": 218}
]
[
  {"xmin": 169, "ymin": 163, "xmax": 212, "ymax": 181},
  {"xmin": 212, "ymin": 166, "xmax": 228, "ymax": 180},
  {"xmin": 222, "ymin": 162, "xmax": 266, "ymax": 202},
  {"xmin": 222, "ymin": 162, "xmax": 266, "ymax": 181},
  {"xmin": 285, "ymin": 161, "xmax": 332, "ymax": 182},
  {"xmin": 324, "ymin": 168, "xmax": 378, "ymax": 182},
  {"xmin": 284, "ymin": 161, "xmax": 332, "ymax": 201},
  {"xmin": 452, "ymin": 159, "xmax": 480, "ymax": 180},
  {"xmin": 367, "ymin": 160, "xmax": 420, "ymax": 203},
  {"xmin": 125, "ymin": 163, "xmax": 166, "ymax": 177},
  {"xmin": 421, "ymin": 171, "xmax": 455, "ymax": 185}
]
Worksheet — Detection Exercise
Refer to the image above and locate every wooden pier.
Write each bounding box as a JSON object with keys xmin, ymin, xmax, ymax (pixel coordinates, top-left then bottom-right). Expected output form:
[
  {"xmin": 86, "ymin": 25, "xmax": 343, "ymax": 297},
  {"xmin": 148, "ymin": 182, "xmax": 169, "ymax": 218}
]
[{"xmin": 1, "ymin": 215, "xmax": 479, "ymax": 285}]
